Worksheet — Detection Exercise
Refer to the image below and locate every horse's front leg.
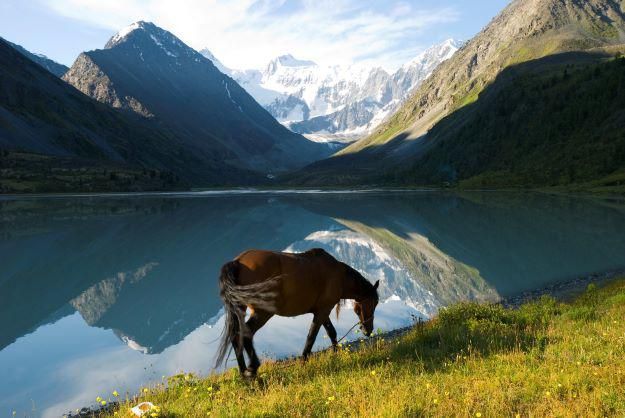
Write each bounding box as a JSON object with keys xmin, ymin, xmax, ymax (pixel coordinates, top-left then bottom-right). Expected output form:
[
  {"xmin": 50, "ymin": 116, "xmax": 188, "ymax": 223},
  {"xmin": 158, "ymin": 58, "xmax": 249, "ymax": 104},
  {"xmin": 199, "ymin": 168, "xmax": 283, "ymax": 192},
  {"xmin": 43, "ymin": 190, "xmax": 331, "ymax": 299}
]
[
  {"xmin": 302, "ymin": 313, "xmax": 326, "ymax": 360},
  {"xmin": 323, "ymin": 319, "xmax": 338, "ymax": 351}
]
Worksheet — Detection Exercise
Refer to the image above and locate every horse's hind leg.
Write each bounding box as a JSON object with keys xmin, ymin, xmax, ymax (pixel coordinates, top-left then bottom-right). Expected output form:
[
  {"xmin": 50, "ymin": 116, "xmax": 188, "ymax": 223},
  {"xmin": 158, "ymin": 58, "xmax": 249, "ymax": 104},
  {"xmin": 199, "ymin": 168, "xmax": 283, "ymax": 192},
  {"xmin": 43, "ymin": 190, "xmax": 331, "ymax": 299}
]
[
  {"xmin": 323, "ymin": 319, "xmax": 338, "ymax": 351},
  {"xmin": 231, "ymin": 306, "xmax": 247, "ymax": 375},
  {"xmin": 231, "ymin": 337, "xmax": 246, "ymax": 374},
  {"xmin": 243, "ymin": 310, "xmax": 273, "ymax": 377}
]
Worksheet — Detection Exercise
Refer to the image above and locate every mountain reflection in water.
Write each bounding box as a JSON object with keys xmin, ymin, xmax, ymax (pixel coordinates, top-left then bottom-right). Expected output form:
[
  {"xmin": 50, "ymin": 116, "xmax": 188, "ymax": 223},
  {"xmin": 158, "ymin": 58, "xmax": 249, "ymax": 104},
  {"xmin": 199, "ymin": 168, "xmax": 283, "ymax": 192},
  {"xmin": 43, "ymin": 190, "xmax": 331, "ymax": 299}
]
[{"xmin": 1, "ymin": 191, "xmax": 625, "ymax": 417}]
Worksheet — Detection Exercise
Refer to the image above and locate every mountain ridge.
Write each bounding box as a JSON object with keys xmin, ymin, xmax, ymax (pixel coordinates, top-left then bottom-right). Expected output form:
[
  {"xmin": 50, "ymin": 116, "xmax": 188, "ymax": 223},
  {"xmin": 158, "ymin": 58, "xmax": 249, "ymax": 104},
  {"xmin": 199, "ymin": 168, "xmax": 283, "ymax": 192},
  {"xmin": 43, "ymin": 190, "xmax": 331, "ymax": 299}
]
[
  {"xmin": 289, "ymin": 0, "xmax": 625, "ymax": 187},
  {"xmin": 202, "ymin": 39, "xmax": 462, "ymax": 142},
  {"xmin": 344, "ymin": 0, "xmax": 625, "ymax": 154},
  {"xmin": 3, "ymin": 38, "xmax": 69, "ymax": 77},
  {"xmin": 0, "ymin": 37, "xmax": 250, "ymax": 192},
  {"xmin": 63, "ymin": 21, "xmax": 330, "ymax": 175}
]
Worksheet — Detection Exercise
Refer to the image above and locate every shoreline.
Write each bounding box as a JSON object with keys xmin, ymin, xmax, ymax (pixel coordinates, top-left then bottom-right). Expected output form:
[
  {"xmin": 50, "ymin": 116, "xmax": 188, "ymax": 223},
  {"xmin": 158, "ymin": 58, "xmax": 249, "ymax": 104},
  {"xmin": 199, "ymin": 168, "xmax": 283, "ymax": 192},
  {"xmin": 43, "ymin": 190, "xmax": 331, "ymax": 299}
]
[
  {"xmin": 499, "ymin": 268, "xmax": 625, "ymax": 308},
  {"xmin": 0, "ymin": 187, "xmax": 441, "ymax": 200},
  {"xmin": 2, "ymin": 185, "xmax": 625, "ymax": 200}
]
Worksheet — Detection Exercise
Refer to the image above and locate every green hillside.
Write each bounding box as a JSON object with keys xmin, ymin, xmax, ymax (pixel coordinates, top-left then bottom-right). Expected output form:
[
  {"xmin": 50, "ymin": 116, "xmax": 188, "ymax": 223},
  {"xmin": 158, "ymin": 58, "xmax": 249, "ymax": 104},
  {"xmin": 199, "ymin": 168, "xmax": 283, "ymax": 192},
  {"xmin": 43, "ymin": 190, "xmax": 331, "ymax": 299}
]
[
  {"xmin": 288, "ymin": 0, "xmax": 625, "ymax": 190},
  {"xmin": 392, "ymin": 52, "xmax": 625, "ymax": 188}
]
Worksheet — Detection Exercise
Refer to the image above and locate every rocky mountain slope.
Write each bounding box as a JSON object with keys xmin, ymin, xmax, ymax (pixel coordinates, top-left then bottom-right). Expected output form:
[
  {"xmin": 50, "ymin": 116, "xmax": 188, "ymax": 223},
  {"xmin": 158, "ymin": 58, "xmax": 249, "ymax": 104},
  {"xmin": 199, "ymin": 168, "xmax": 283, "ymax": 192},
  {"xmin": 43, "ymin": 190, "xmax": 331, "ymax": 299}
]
[
  {"xmin": 292, "ymin": 0, "xmax": 625, "ymax": 186},
  {"xmin": 3, "ymin": 38, "xmax": 69, "ymax": 77},
  {"xmin": 0, "ymin": 38, "xmax": 243, "ymax": 192},
  {"xmin": 202, "ymin": 40, "xmax": 461, "ymax": 142},
  {"xmin": 63, "ymin": 21, "xmax": 329, "ymax": 175}
]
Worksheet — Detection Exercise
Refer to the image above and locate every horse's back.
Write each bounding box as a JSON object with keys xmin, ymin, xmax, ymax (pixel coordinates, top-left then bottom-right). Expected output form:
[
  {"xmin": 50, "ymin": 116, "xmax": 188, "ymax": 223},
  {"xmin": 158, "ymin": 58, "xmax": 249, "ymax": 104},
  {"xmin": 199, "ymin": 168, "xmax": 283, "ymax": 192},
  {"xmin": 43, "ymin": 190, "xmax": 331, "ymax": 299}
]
[
  {"xmin": 235, "ymin": 248, "xmax": 336, "ymax": 273},
  {"xmin": 233, "ymin": 249, "xmax": 344, "ymax": 315}
]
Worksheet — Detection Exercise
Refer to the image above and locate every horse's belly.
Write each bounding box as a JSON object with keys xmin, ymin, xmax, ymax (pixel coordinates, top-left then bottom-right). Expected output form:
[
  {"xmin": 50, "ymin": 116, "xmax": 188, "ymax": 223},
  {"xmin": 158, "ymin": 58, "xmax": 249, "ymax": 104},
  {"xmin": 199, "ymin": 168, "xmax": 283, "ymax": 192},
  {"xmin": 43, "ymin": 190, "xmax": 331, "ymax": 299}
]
[{"xmin": 273, "ymin": 276, "xmax": 324, "ymax": 316}]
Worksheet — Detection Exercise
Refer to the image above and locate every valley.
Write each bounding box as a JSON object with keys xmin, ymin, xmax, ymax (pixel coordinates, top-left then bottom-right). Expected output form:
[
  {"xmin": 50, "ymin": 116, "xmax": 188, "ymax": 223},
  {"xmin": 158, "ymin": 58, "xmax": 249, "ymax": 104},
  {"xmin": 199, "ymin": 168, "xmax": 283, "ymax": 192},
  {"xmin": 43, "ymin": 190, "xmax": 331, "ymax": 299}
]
[{"xmin": 3, "ymin": 0, "xmax": 625, "ymax": 193}]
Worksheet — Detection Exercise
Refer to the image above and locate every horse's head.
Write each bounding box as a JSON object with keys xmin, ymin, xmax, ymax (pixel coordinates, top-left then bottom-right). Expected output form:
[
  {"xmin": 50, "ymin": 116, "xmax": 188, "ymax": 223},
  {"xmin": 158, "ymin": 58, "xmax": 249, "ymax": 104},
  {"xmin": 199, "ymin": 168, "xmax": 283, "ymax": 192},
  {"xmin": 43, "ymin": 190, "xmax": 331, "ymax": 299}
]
[{"xmin": 354, "ymin": 280, "xmax": 379, "ymax": 337}]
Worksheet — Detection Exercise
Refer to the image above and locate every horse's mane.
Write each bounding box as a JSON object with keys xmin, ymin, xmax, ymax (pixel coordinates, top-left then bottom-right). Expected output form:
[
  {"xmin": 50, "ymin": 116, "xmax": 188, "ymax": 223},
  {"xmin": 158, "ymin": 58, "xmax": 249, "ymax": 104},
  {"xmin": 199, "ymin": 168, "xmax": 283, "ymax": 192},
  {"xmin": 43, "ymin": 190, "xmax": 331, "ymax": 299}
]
[
  {"xmin": 348, "ymin": 265, "xmax": 378, "ymax": 299},
  {"xmin": 336, "ymin": 264, "xmax": 378, "ymax": 319}
]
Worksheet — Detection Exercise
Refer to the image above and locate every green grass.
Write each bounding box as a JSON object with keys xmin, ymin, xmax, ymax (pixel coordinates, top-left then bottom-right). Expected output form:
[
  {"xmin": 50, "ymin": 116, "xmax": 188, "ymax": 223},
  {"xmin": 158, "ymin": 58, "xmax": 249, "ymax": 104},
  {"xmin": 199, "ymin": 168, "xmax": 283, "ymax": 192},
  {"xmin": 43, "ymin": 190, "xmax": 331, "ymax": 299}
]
[{"xmin": 99, "ymin": 278, "xmax": 625, "ymax": 417}]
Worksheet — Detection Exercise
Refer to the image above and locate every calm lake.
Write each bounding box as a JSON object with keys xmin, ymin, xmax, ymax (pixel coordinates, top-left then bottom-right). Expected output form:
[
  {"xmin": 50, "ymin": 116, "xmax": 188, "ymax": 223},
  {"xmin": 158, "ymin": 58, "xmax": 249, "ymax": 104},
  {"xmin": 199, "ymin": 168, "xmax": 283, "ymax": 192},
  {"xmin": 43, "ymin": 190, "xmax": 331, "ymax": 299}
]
[{"xmin": 2, "ymin": 191, "xmax": 625, "ymax": 417}]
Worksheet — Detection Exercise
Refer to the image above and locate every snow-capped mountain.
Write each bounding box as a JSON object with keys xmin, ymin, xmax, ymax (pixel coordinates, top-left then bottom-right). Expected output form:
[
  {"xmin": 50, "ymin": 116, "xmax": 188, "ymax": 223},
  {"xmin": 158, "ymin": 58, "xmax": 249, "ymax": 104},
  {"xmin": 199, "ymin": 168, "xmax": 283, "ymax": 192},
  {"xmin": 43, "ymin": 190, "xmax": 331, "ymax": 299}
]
[
  {"xmin": 63, "ymin": 21, "xmax": 330, "ymax": 179},
  {"xmin": 201, "ymin": 39, "xmax": 462, "ymax": 142}
]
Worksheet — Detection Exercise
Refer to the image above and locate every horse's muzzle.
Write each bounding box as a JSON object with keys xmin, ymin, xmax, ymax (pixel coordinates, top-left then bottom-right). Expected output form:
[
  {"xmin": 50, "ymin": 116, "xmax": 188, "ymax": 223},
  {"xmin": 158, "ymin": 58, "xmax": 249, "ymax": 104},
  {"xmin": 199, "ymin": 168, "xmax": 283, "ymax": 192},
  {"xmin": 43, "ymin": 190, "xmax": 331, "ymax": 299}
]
[{"xmin": 361, "ymin": 325, "xmax": 373, "ymax": 337}]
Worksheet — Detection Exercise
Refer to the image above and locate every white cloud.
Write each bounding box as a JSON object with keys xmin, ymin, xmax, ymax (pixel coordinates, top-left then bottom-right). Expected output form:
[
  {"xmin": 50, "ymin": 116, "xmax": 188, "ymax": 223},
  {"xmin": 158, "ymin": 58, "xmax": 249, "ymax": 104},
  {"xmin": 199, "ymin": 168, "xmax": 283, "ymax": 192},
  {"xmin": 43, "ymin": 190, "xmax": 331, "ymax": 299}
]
[{"xmin": 39, "ymin": 0, "xmax": 458, "ymax": 70}]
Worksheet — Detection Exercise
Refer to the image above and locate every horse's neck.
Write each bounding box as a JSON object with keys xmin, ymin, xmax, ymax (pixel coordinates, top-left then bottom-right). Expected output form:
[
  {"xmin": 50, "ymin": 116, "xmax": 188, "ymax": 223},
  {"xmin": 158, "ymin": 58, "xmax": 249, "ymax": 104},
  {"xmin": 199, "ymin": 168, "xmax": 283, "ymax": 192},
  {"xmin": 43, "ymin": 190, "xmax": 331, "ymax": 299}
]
[{"xmin": 341, "ymin": 273, "xmax": 368, "ymax": 300}]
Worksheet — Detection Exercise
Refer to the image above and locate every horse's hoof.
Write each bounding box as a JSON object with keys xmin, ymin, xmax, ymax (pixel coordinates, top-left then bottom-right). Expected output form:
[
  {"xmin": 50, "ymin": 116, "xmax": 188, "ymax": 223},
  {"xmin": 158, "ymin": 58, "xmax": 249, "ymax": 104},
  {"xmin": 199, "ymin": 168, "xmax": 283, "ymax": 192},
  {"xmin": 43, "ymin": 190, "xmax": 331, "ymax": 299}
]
[{"xmin": 243, "ymin": 368, "xmax": 257, "ymax": 379}]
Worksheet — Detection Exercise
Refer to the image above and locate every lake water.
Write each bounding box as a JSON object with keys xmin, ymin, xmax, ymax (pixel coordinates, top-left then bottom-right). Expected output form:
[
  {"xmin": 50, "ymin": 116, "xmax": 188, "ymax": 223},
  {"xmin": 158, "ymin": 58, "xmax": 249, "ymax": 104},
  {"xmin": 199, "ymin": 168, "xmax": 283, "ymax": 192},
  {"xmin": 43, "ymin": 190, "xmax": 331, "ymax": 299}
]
[{"xmin": 2, "ymin": 191, "xmax": 625, "ymax": 417}]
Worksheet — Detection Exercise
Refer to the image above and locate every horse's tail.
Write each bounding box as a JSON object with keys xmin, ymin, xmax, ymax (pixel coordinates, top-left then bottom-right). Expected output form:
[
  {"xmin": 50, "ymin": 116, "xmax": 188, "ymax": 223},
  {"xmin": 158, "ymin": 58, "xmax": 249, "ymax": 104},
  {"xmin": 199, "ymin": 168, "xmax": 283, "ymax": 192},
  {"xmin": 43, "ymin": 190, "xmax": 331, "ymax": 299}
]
[
  {"xmin": 215, "ymin": 260, "xmax": 280, "ymax": 368},
  {"xmin": 215, "ymin": 260, "xmax": 244, "ymax": 368}
]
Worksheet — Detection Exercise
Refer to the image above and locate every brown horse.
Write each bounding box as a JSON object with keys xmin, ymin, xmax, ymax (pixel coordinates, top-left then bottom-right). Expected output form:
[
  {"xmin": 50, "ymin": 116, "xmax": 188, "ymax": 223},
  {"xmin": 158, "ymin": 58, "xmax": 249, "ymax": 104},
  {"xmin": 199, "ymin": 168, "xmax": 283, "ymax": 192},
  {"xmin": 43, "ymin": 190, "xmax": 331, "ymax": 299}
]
[{"xmin": 215, "ymin": 248, "xmax": 379, "ymax": 377}]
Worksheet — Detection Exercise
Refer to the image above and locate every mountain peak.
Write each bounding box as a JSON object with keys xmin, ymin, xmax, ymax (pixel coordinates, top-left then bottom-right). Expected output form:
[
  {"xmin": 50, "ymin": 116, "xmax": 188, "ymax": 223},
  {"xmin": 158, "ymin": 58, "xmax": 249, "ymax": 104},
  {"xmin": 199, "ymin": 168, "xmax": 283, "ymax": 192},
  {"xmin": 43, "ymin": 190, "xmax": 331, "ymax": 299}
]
[
  {"xmin": 276, "ymin": 54, "xmax": 316, "ymax": 67},
  {"xmin": 102, "ymin": 21, "xmax": 202, "ymax": 64},
  {"xmin": 106, "ymin": 21, "xmax": 153, "ymax": 48},
  {"xmin": 265, "ymin": 54, "xmax": 316, "ymax": 74}
]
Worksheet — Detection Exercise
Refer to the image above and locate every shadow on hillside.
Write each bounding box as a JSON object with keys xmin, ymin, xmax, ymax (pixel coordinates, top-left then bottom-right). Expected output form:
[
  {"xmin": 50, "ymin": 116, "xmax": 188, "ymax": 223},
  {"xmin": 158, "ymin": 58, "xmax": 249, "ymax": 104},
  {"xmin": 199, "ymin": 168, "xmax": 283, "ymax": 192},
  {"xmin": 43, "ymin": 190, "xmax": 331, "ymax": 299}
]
[
  {"xmin": 386, "ymin": 301, "xmax": 555, "ymax": 370},
  {"xmin": 286, "ymin": 49, "xmax": 619, "ymax": 186},
  {"xmin": 248, "ymin": 297, "xmax": 560, "ymax": 387}
]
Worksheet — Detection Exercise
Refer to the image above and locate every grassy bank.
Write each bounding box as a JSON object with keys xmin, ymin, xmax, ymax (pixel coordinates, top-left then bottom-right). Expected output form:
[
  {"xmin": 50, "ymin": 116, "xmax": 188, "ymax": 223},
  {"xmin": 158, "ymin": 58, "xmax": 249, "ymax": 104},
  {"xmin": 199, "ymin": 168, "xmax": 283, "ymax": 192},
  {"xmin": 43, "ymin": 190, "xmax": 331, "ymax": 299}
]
[{"xmin": 102, "ymin": 279, "xmax": 625, "ymax": 417}]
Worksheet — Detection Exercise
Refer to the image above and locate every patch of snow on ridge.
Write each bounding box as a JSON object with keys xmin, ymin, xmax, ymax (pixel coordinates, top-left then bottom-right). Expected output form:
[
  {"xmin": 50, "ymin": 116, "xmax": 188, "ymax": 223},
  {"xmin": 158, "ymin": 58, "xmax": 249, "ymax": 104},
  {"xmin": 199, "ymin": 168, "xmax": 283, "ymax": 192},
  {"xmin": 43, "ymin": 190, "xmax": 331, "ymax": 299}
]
[
  {"xmin": 223, "ymin": 80, "xmax": 242, "ymax": 112},
  {"xmin": 109, "ymin": 22, "xmax": 143, "ymax": 45},
  {"xmin": 121, "ymin": 335, "xmax": 149, "ymax": 354},
  {"xmin": 305, "ymin": 230, "xmax": 393, "ymax": 263}
]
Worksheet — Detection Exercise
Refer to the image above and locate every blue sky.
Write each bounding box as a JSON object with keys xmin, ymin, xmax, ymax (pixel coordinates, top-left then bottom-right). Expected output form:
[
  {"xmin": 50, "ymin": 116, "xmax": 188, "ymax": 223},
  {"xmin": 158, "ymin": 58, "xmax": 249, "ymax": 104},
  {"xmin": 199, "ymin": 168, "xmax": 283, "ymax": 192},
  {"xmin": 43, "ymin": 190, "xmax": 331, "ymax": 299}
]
[{"xmin": 1, "ymin": 0, "xmax": 510, "ymax": 71}]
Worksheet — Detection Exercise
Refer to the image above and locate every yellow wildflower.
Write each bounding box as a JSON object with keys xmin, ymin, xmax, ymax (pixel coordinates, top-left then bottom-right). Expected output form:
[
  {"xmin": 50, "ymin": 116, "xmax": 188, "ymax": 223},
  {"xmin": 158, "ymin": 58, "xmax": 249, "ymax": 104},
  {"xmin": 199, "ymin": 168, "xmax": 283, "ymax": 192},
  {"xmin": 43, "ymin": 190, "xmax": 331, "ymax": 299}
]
[
  {"xmin": 475, "ymin": 413, "xmax": 482, "ymax": 417},
  {"xmin": 112, "ymin": 390, "xmax": 119, "ymax": 397},
  {"xmin": 370, "ymin": 370, "xmax": 376, "ymax": 376},
  {"xmin": 100, "ymin": 400, "xmax": 107, "ymax": 406}
]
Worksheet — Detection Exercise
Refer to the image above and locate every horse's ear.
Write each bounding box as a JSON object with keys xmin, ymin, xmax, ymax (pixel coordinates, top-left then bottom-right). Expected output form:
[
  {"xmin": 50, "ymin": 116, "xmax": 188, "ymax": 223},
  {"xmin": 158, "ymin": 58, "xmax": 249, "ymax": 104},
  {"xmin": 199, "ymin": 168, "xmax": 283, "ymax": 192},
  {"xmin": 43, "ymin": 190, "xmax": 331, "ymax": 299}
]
[{"xmin": 373, "ymin": 280, "xmax": 379, "ymax": 290}]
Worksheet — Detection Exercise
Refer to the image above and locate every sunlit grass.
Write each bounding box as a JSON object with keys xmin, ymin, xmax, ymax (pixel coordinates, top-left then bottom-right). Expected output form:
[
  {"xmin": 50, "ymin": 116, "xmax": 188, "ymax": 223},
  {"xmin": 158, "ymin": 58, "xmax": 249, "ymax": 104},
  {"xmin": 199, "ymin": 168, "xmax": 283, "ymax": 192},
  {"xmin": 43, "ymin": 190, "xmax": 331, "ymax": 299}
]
[{"xmin": 102, "ymin": 278, "xmax": 625, "ymax": 417}]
